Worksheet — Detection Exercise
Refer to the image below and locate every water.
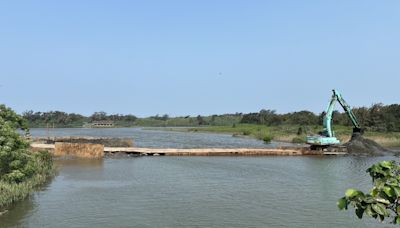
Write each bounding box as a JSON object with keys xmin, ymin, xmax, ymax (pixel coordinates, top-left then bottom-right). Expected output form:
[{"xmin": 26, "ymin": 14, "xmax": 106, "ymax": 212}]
[
  {"xmin": 2, "ymin": 128, "xmax": 397, "ymax": 227},
  {"xmin": 28, "ymin": 127, "xmax": 294, "ymax": 148}
]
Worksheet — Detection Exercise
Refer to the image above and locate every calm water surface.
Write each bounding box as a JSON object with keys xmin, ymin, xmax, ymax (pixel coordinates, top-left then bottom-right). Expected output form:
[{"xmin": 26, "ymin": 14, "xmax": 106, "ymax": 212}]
[
  {"xmin": 28, "ymin": 127, "xmax": 294, "ymax": 148},
  {"xmin": 1, "ymin": 128, "xmax": 397, "ymax": 227}
]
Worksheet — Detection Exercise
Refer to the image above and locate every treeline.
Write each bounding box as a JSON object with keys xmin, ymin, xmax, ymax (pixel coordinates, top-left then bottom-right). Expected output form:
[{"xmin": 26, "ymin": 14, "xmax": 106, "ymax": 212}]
[
  {"xmin": 22, "ymin": 110, "xmax": 242, "ymax": 128},
  {"xmin": 22, "ymin": 103, "xmax": 400, "ymax": 132},
  {"xmin": 240, "ymin": 104, "xmax": 400, "ymax": 132},
  {"xmin": 338, "ymin": 104, "xmax": 400, "ymax": 132},
  {"xmin": 23, "ymin": 111, "xmax": 138, "ymax": 128},
  {"xmin": 23, "ymin": 111, "xmax": 87, "ymax": 128}
]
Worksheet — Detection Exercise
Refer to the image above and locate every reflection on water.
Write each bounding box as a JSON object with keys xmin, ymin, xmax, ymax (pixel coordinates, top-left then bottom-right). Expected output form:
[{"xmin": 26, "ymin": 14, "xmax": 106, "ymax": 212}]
[
  {"xmin": 55, "ymin": 159, "xmax": 104, "ymax": 170},
  {"xmin": 1, "ymin": 196, "xmax": 36, "ymax": 227},
  {"xmin": 1, "ymin": 156, "xmax": 398, "ymax": 228}
]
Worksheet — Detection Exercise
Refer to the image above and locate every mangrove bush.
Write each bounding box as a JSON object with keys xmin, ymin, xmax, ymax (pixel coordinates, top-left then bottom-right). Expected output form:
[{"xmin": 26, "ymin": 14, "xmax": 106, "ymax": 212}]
[{"xmin": 0, "ymin": 105, "xmax": 54, "ymax": 208}]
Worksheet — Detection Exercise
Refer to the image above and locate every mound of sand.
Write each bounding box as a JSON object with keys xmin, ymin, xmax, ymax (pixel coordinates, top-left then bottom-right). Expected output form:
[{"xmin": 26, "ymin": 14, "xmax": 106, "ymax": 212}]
[{"xmin": 344, "ymin": 133, "xmax": 390, "ymax": 156}]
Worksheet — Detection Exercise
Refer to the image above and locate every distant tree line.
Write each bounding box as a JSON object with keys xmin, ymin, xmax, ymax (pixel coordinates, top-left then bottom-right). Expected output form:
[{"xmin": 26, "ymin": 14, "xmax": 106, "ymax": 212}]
[
  {"xmin": 22, "ymin": 103, "xmax": 400, "ymax": 132},
  {"xmin": 241, "ymin": 109, "xmax": 321, "ymax": 126},
  {"xmin": 23, "ymin": 111, "xmax": 87, "ymax": 127},
  {"xmin": 22, "ymin": 111, "xmax": 138, "ymax": 128},
  {"xmin": 337, "ymin": 104, "xmax": 400, "ymax": 132},
  {"xmin": 240, "ymin": 104, "xmax": 400, "ymax": 132}
]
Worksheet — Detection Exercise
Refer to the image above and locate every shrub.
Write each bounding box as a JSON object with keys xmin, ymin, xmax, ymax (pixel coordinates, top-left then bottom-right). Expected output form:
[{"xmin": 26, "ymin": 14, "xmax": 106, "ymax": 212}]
[
  {"xmin": 242, "ymin": 130, "xmax": 251, "ymax": 136},
  {"xmin": 0, "ymin": 105, "xmax": 54, "ymax": 208},
  {"xmin": 338, "ymin": 161, "xmax": 400, "ymax": 224},
  {"xmin": 292, "ymin": 137, "xmax": 306, "ymax": 144},
  {"xmin": 262, "ymin": 135, "xmax": 273, "ymax": 143}
]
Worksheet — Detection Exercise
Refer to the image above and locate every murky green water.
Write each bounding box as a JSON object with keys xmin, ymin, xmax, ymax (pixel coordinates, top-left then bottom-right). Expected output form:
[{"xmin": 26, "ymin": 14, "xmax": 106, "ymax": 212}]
[{"xmin": 2, "ymin": 128, "xmax": 397, "ymax": 227}]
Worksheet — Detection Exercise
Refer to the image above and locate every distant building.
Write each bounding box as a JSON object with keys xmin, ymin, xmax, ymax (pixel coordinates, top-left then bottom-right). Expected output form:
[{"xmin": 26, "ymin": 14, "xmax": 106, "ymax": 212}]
[{"xmin": 90, "ymin": 121, "xmax": 114, "ymax": 128}]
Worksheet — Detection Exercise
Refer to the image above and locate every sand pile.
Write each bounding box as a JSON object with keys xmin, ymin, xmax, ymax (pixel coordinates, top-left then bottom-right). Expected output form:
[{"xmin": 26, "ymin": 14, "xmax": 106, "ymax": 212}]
[{"xmin": 344, "ymin": 132, "xmax": 390, "ymax": 155}]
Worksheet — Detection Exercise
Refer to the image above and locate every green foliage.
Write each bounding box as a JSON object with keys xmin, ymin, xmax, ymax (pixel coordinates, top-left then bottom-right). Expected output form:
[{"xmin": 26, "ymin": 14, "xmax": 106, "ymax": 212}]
[
  {"xmin": 241, "ymin": 109, "xmax": 319, "ymax": 126},
  {"xmin": 0, "ymin": 151, "xmax": 54, "ymax": 208},
  {"xmin": 262, "ymin": 135, "xmax": 273, "ymax": 143},
  {"xmin": 23, "ymin": 110, "xmax": 138, "ymax": 128},
  {"xmin": 240, "ymin": 104, "xmax": 400, "ymax": 133},
  {"xmin": 0, "ymin": 105, "xmax": 32, "ymax": 183},
  {"xmin": 338, "ymin": 161, "xmax": 400, "ymax": 224},
  {"xmin": 197, "ymin": 115, "xmax": 207, "ymax": 125},
  {"xmin": 184, "ymin": 123, "xmax": 400, "ymax": 147},
  {"xmin": 20, "ymin": 103, "xmax": 400, "ymax": 133},
  {"xmin": 291, "ymin": 137, "xmax": 306, "ymax": 144},
  {"xmin": 0, "ymin": 105, "xmax": 54, "ymax": 208}
]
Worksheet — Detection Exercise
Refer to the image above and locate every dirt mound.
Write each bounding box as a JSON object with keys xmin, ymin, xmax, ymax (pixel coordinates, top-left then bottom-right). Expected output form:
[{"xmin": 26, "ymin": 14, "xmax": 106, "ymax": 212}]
[{"xmin": 344, "ymin": 133, "xmax": 390, "ymax": 155}]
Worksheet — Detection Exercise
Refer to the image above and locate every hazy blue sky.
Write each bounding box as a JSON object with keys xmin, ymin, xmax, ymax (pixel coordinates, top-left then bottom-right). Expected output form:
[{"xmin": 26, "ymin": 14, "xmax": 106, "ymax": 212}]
[{"xmin": 0, "ymin": 1, "xmax": 399, "ymax": 117}]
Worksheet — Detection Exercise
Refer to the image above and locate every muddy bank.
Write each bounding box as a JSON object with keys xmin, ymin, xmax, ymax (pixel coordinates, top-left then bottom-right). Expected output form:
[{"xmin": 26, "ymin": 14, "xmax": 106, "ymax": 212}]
[
  {"xmin": 32, "ymin": 136, "xmax": 133, "ymax": 147},
  {"xmin": 344, "ymin": 133, "xmax": 393, "ymax": 156}
]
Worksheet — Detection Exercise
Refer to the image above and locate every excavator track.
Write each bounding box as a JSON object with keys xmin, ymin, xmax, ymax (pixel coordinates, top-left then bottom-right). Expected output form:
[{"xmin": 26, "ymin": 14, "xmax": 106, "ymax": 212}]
[{"xmin": 310, "ymin": 145, "xmax": 348, "ymax": 153}]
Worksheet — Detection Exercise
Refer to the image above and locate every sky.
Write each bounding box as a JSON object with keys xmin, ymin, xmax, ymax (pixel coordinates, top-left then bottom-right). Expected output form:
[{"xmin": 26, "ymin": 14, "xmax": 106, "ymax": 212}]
[{"xmin": 0, "ymin": 1, "xmax": 399, "ymax": 117}]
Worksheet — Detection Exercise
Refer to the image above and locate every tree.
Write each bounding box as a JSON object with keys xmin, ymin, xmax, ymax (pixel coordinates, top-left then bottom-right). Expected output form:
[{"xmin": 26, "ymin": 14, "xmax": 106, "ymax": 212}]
[
  {"xmin": 285, "ymin": 110, "xmax": 319, "ymax": 125},
  {"xmin": 259, "ymin": 109, "xmax": 282, "ymax": 126},
  {"xmin": 338, "ymin": 161, "xmax": 400, "ymax": 224},
  {"xmin": 240, "ymin": 112, "xmax": 259, "ymax": 124},
  {"xmin": 210, "ymin": 115, "xmax": 217, "ymax": 125},
  {"xmin": 0, "ymin": 105, "xmax": 33, "ymax": 182},
  {"xmin": 123, "ymin": 114, "xmax": 137, "ymax": 122},
  {"xmin": 161, "ymin": 114, "xmax": 169, "ymax": 121},
  {"xmin": 197, "ymin": 115, "xmax": 207, "ymax": 125},
  {"xmin": 90, "ymin": 111, "xmax": 108, "ymax": 121}
]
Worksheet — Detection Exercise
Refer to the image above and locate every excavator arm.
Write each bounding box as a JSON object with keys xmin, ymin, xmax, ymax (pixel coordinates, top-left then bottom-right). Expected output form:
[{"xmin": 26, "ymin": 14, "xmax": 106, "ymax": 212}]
[
  {"xmin": 334, "ymin": 90, "xmax": 362, "ymax": 132},
  {"xmin": 307, "ymin": 89, "xmax": 362, "ymax": 147},
  {"xmin": 322, "ymin": 90, "xmax": 361, "ymax": 137},
  {"xmin": 322, "ymin": 91, "xmax": 338, "ymax": 138}
]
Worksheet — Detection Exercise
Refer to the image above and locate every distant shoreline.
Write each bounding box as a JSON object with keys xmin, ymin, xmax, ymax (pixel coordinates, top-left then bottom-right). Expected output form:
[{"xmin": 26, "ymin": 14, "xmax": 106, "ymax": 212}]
[{"xmin": 28, "ymin": 125, "xmax": 400, "ymax": 149}]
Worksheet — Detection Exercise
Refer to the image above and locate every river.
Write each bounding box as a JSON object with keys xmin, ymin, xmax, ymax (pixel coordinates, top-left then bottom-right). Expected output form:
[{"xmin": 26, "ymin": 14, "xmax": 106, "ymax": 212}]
[{"xmin": 1, "ymin": 128, "xmax": 397, "ymax": 227}]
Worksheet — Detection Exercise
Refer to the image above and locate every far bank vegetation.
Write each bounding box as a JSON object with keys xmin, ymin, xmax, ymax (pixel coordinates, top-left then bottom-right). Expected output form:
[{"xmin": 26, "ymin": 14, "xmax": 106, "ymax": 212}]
[{"xmin": 22, "ymin": 103, "xmax": 400, "ymax": 147}]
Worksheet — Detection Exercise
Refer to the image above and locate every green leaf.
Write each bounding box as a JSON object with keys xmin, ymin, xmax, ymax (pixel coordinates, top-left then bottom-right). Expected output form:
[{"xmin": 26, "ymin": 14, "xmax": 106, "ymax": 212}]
[
  {"xmin": 386, "ymin": 178, "xmax": 398, "ymax": 186},
  {"xmin": 375, "ymin": 198, "xmax": 390, "ymax": 205},
  {"xmin": 370, "ymin": 188, "xmax": 379, "ymax": 197},
  {"xmin": 369, "ymin": 165, "xmax": 384, "ymax": 175},
  {"xmin": 363, "ymin": 196, "xmax": 374, "ymax": 204},
  {"xmin": 365, "ymin": 205, "xmax": 376, "ymax": 217},
  {"xmin": 380, "ymin": 161, "xmax": 394, "ymax": 169},
  {"xmin": 375, "ymin": 180, "xmax": 385, "ymax": 189},
  {"xmin": 345, "ymin": 189, "xmax": 363, "ymax": 198},
  {"xmin": 372, "ymin": 203, "xmax": 388, "ymax": 216},
  {"xmin": 355, "ymin": 208, "xmax": 364, "ymax": 219},
  {"xmin": 393, "ymin": 186, "xmax": 400, "ymax": 197},
  {"xmin": 337, "ymin": 198, "xmax": 348, "ymax": 210},
  {"xmin": 396, "ymin": 216, "xmax": 400, "ymax": 224},
  {"xmin": 383, "ymin": 186, "xmax": 395, "ymax": 197}
]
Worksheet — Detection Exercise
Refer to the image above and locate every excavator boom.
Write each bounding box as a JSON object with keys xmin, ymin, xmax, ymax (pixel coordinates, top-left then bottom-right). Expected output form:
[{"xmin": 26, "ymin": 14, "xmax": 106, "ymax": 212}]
[{"xmin": 307, "ymin": 89, "xmax": 361, "ymax": 148}]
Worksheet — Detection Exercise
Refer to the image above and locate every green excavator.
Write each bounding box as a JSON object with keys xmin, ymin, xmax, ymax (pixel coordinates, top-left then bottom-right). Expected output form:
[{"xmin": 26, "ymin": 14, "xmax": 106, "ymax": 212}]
[{"xmin": 307, "ymin": 89, "xmax": 363, "ymax": 152}]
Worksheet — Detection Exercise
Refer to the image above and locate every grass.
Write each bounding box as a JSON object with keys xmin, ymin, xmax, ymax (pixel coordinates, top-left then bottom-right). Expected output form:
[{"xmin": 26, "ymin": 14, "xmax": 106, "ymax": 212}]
[
  {"xmin": 183, "ymin": 124, "xmax": 400, "ymax": 148},
  {"xmin": 185, "ymin": 124, "xmax": 275, "ymax": 144},
  {"xmin": 0, "ymin": 151, "xmax": 55, "ymax": 210}
]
